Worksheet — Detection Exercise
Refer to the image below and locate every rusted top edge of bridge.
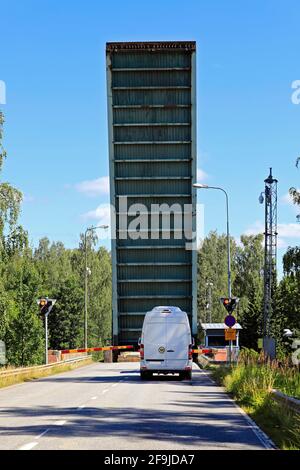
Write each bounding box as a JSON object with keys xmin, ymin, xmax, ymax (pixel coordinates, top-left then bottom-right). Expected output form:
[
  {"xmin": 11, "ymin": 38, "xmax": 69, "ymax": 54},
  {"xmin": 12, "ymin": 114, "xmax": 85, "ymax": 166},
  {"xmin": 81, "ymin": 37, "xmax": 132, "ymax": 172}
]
[{"xmin": 106, "ymin": 41, "xmax": 196, "ymax": 52}]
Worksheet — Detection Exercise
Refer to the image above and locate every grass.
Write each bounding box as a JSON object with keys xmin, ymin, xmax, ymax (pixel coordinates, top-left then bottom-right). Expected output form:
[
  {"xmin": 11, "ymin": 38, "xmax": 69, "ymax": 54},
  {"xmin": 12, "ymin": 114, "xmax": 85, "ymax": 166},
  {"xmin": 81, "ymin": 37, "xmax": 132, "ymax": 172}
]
[
  {"xmin": 209, "ymin": 349, "xmax": 300, "ymax": 450},
  {"xmin": 0, "ymin": 358, "xmax": 93, "ymax": 389}
]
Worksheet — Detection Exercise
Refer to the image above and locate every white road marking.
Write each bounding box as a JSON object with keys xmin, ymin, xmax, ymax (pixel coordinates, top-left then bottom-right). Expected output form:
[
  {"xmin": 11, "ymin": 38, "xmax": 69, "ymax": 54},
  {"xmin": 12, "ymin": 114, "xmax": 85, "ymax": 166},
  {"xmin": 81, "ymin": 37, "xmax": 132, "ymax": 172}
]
[
  {"xmin": 18, "ymin": 442, "xmax": 38, "ymax": 450},
  {"xmin": 36, "ymin": 429, "xmax": 49, "ymax": 439},
  {"xmin": 112, "ymin": 383, "xmax": 118, "ymax": 387},
  {"xmin": 91, "ymin": 396, "xmax": 97, "ymax": 400},
  {"xmin": 77, "ymin": 404, "xmax": 85, "ymax": 409},
  {"xmin": 200, "ymin": 369, "xmax": 275, "ymax": 449},
  {"xmin": 102, "ymin": 389, "xmax": 109, "ymax": 394},
  {"xmin": 54, "ymin": 420, "xmax": 66, "ymax": 426}
]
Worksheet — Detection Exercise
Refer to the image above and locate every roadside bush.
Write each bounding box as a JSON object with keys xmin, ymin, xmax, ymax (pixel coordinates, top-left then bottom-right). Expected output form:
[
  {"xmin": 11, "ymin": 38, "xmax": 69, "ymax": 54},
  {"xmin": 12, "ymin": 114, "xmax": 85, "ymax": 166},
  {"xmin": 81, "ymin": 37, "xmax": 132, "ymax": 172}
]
[{"xmin": 210, "ymin": 348, "xmax": 300, "ymax": 449}]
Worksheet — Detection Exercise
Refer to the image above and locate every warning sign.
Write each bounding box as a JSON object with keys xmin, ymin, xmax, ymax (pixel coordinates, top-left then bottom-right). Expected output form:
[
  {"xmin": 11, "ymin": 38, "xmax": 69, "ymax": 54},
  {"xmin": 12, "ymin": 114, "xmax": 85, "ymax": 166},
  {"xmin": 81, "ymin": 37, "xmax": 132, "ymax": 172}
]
[{"xmin": 225, "ymin": 328, "xmax": 236, "ymax": 341}]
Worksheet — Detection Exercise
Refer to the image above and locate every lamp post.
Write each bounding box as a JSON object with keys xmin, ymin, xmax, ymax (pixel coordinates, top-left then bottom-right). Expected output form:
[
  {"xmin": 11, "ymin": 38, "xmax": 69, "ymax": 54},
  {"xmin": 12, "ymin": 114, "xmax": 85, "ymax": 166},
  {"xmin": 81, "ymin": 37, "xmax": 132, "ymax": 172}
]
[
  {"xmin": 194, "ymin": 184, "xmax": 233, "ymax": 364},
  {"xmin": 193, "ymin": 184, "xmax": 231, "ymax": 298},
  {"xmin": 205, "ymin": 282, "xmax": 213, "ymax": 323},
  {"xmin": 84, "ymin": 224, "xmax": 109, "ymax": 349}
]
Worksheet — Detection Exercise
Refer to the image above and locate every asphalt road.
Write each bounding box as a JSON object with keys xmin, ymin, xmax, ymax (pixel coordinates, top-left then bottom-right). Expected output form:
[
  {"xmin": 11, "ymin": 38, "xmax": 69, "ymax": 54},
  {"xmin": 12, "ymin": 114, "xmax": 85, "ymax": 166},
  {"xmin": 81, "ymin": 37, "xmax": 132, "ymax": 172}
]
[{"xmin": 0, "ymin": 362, "xmax": 273, "ymax": 450}]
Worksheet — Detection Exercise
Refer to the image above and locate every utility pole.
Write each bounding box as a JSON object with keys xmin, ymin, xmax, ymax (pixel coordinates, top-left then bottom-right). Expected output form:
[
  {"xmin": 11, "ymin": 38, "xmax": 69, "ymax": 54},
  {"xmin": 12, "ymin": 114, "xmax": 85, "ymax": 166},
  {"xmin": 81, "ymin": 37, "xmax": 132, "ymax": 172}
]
[
  {"xmin": 37, "ymin": 298, "xmax": 56, "ymax": 364},
  {"xmin": 84, "ymin": 225, "xmax": 108, "ymax": 350},
  {"xmin": 205, "ymin": 282, "xmax": 213, "ymax": 322},
  {"xmin": 260, "ymin": 168, "xmax": 278, "ymax": 359},
  {"xmin": 193, "ymin": 184, "xmax": 231, "ymax": 298},
  {"xmin": 194, "ymin": 184, "xmax": 233, "ymax": 364}
]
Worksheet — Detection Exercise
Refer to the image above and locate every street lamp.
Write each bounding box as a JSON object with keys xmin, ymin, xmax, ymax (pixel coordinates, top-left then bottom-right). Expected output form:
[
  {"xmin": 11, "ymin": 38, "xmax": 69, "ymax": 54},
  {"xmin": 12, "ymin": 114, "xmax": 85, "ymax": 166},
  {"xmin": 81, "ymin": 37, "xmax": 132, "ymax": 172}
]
[
  {"xmin": 205, "ymin": 281, "xmax": 213, "ymax": 323},
  {"xmin": 193, "ymin": 184, "xmax": 232, "ymax": 298},
  {"xmin": 84, "ymin": 224, "xmax": 109, "ymax": 349}
]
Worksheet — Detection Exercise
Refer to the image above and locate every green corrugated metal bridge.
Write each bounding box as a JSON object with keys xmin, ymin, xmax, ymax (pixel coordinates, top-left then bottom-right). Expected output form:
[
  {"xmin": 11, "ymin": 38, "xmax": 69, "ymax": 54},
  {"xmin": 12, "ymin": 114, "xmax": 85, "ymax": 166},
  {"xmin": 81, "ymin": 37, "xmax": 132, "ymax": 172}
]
[{"xmin": 106, "ymin": 41, "xmax": 197, "ymax": 346}]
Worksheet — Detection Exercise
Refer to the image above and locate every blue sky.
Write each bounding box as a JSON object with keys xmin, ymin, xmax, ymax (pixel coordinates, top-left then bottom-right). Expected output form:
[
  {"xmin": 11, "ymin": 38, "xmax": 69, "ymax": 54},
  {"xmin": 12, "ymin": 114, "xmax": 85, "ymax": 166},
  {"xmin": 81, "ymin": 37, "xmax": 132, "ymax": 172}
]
[{"xmin": 1, "ymin": 0, "xmax": 300, "ymax": 272}]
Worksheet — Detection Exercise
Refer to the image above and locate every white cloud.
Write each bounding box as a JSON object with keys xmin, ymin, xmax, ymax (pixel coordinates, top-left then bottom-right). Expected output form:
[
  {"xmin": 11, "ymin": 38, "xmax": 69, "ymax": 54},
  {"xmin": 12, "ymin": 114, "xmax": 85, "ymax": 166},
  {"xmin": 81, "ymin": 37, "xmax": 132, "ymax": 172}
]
[
  {"xmin": 282, "ymin": 191, "xmax": 294, "ymax": 205},
  {"xmin": 244, "ymin": 220, "xmax": 300, "ymax": 247},
  {"xmin": 75, "ymin": 176, "xmax": 110, "ymax": 197},
  {"xmin": 278, "ymin": 223, "xmax": 300, "ymax": 239},
  {"xmin": 22, "ymin": 194, "xmax": 35, "ymax": 203},
  {"xmin": 244, "ymin": 220, "xmax": 264, "ymax": 236},
  {"xmin": 81, "ymin": 204, "xmax": 111, "ymax": 239},
  {"xmin": 82, "ymin": 204, "xmax": 111, "ymax": 225},
  {"xmin": 197, "ymin": 168, "xmax": 208, "ymax": 182},
  {"xmin": 277, "ymin": 238, "xmax": 288, "ymax": 249}
]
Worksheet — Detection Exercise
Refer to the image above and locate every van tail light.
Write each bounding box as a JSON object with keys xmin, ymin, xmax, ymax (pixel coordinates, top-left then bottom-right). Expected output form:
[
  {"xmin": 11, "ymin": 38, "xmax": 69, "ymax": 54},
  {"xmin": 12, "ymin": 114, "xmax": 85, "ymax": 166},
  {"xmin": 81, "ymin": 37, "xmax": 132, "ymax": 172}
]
[
  {"xmin": 188, "ymin": 344, "xmax": 193, "ymax": 360},
  {"xmin": 140, "ymin": 344, "xmax": 144, "ymax": 360}
]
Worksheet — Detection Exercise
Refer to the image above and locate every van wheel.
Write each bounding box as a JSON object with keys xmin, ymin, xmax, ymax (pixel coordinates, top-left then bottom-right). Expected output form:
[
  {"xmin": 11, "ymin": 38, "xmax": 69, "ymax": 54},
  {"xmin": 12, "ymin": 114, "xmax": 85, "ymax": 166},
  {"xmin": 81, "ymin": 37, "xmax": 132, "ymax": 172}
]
[
  {"xmin": 140, "ymin": 371, "xmax": 151, "ymax": 380},
  {"xmin": 179, "ymin": 371, "xmax": 192, "ymax": 381},
  {"xmin": 185, "ymin": 371, "xmax": 192, "ymax": 381}
]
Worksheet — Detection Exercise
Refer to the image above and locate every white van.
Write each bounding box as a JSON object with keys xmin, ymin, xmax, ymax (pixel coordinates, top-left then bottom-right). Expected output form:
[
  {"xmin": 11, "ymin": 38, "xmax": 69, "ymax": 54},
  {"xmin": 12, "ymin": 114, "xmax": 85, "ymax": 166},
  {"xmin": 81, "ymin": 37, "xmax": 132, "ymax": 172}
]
[{"xmin": 139, "ymin": 306, "xmax": 193, "ymax": 380}]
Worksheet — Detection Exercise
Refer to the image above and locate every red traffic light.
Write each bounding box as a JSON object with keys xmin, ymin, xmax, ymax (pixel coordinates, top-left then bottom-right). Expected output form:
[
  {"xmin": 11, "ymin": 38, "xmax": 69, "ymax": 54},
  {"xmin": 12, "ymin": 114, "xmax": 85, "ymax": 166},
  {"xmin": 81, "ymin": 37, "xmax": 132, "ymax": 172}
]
[
  {"xmin": 38, "ymin": 298, "xmax": 55, "ymax": 315},
  {"xmin": 220, "ymin": 297, "xmax": 239, "ymax": 314}
]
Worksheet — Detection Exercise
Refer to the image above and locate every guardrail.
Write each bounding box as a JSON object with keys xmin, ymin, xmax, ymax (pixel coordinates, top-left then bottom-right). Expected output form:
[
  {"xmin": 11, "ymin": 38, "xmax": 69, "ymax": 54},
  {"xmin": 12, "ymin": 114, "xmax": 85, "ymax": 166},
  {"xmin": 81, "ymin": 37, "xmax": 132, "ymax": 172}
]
[
  {"xmin": 61, "ymin": 345, "xmax": 134, "ymax": 354},
  {"xmin": 0, "ymin": 356, "xmax": 91, "ymax": 378},
  {"xmin": 271, "ymin": 389, "xmax": 300, "ymax": 414}
]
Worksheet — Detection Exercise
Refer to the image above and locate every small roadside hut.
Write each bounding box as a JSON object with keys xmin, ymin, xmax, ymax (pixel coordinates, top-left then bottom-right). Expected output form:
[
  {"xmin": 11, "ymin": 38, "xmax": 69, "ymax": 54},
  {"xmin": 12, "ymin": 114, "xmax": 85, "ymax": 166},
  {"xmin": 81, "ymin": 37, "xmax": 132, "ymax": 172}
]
[{"xmin": 201, "ymin": 323, "xmax": 242, "ymax": 347}]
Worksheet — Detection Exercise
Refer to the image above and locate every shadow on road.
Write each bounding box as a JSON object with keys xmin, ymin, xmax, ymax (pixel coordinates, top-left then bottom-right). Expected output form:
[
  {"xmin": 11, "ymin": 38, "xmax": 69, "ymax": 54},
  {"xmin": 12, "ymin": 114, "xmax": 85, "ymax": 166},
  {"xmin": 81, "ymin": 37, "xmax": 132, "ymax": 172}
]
[
  {"xmin": 0, "ymin": 403, "xmax": 263, "ymax": 449},
  {"xmin": 34, "ymin": 370, "xmax": 201, "ymax": 385},
  {"xmin": 0, "ymin": 368, "xmax": 266, "ymax": 449}
]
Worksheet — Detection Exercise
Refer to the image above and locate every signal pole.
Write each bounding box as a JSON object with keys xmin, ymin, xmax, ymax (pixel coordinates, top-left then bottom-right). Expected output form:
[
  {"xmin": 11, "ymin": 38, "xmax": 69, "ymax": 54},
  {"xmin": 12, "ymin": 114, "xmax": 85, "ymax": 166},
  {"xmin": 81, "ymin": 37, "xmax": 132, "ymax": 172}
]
[
  {"xmin": 205, "ymin": 282, "xmax": 213, "ymax": 322},
  {"xmin": 260, "ymin": 168, "xmax": 278, "ymax": 358},
  {"xmin": 37, "ymin": 298, "xmax": 56, "ymax": 364},
  {"xmin": 84, "ymin": 225, "xmax": 108, "ymax": 350}
]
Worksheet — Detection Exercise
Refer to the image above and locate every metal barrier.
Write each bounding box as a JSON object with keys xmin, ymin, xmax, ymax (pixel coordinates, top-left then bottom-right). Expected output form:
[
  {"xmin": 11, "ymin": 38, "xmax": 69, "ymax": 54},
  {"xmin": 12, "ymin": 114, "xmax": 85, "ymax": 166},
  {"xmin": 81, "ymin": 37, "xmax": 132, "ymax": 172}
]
[
  {"xmin": 0, "ymin": 356, "xmax": 91, "ymax": 378},
  {"xmin": 60, "ymin": 345, "xmax": 134, "ymax": 354},
  {"xmin": 271, "ymin": 389, "xmax": 300, "ymax": 414}
]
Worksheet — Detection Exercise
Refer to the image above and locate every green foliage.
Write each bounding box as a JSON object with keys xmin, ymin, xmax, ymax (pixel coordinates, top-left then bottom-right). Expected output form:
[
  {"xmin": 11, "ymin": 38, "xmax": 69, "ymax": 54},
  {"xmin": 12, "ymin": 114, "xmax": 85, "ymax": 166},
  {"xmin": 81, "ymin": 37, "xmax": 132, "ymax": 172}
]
[
  {"xmin": 211, "ymin": 351, "xmax": 300, "ymax": 449},
  {"xmin": 4, "ymin": 250, "xmax": 45, "ymax": 366},
  {"xmin": 87, "ymin": 246, "xmax": 112, "ymax": 346},
  {"xmin": 0, "ymin": 111, "xmax": 112, "ymax": 366},
  {"xmin": 234, "ymin": 234, "xmax": 264, "ymax": 349},
  {"xmin": 198, "ymin": 232, "xmax": 264, "ymax": 350},
  {"xmin": 197, "ymin": 231, "xmax": 237, "ymax": 322},
  {"xmin": 0, "ymin": 112, "xmax": 23, "ymax": 234},
  {"xmin": 275, "ymin": 246, "xmax": 300, "ymax": 357},
  {"xmin": 48, "ymin": 276, "xmax": 84, "ymax": 350},
  {"xmin": 239, "ymin": 288, "xmax": 263, "ymax": 349},
  {"xmin": 283, "ymin": 246, "xmax": 300, "ymax": 276},
  {"xmin": 0, "ymin": 112, "xmax": 7, "ymax": 170},
  {"xmin": 288, "ymin": 157, "xmax": 300, "ymax": 219}
]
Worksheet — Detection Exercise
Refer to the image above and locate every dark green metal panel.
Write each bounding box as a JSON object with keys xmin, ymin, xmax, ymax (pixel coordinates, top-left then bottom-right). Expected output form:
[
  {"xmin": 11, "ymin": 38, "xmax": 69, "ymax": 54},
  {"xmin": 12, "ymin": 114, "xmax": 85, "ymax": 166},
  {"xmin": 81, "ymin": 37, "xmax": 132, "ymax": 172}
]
[{"xmin": 107, "ymin": 42, "xmax": 197, "ymax": 345}]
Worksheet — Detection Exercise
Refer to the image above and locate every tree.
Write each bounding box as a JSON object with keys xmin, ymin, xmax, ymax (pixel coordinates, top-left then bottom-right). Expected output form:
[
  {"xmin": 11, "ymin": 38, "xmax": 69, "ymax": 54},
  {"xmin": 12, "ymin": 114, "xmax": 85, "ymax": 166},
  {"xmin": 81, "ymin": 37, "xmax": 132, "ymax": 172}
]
[
  {"xmin": 87, "ymin": 246, "xmax": 112, "ymax": 346},
  {"xmin": 239, "ymin": 287, "xmax": 263, "ymax": 349},
  {"xmin": 289, "ymin": 157, "xmax": 300, "ymax": 220},
  {"xmin": 0, "ymin": 112, "xmax": 113, "ymax": 364},
  {"xmin": 278, "ymin": 247, "xmax": 300, "ymax": 332},
  {"xmin": 234, "ymin": 234, "xmax": 264, "ymax": 348},
  {"xmin": 0, "ymin": 112, "xmax": 22, "ymax": 235},
  {"xmin": 4, "ymin": 246, "xmax": 44, "ymax": 366},
  {"xmin": 197, "ymin": 231, "xmax": 237, "ymax": 323},
  {"xmin": 48, "ymin": 276, "xmax": 84, "ymax": 350}
]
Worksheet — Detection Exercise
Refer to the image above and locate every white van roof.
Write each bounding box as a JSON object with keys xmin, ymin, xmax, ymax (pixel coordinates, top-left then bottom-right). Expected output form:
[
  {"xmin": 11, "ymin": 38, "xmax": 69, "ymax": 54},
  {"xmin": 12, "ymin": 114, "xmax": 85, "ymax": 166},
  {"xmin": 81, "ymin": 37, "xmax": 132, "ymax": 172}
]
[{"xmin": 145, "ymin": 306, "xmax": 188, "ymax": 322}]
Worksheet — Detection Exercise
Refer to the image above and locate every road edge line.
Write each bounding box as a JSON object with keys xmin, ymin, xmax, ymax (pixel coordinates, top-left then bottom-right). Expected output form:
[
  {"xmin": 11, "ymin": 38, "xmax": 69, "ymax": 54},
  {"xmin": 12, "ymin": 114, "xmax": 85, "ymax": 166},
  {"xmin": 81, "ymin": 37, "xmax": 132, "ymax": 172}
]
[{"xmin": 199, "ymin": 368, "xmax": 276, "ymax": 450}]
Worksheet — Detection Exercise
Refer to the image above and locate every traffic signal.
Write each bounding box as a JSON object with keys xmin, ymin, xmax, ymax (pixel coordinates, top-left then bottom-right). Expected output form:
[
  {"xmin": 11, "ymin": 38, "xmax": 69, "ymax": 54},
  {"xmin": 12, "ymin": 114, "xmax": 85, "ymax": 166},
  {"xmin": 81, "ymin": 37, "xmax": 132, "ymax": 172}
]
[
  {"xmin": 220, "ymin": 297, "xmax": 239, "ymax": 314},
  {"xmin": 38, "ymin": 298, "xmax": 54, "ymax": 316}
]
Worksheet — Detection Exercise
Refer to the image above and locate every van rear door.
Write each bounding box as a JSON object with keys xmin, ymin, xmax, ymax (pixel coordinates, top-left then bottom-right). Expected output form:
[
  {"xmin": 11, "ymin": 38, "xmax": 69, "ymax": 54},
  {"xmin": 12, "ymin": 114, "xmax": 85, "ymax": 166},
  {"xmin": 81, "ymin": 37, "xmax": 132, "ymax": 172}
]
[
  {"xmin": 166, "ymin": 322, "xmax": 189, "ymax": 369},
  {"xmin": 144, "ymin": 322, "xmax": 166, "ymax": 366}
]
